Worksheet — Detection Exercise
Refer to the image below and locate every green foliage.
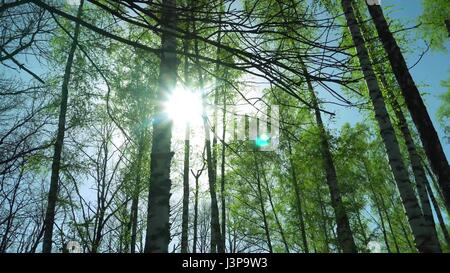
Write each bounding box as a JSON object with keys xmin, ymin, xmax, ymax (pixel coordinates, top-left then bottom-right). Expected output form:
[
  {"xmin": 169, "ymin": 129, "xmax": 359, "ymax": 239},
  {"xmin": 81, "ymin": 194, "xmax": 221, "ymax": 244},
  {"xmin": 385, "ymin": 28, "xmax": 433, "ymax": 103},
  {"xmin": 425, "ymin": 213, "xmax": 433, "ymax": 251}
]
[
  {"xmin": 419, "ymin": 0, "xmax": 450, "ymax": 51},
  {"xmin": 437, "ymin": 73, "xmax": 450, "ymax": 125}
]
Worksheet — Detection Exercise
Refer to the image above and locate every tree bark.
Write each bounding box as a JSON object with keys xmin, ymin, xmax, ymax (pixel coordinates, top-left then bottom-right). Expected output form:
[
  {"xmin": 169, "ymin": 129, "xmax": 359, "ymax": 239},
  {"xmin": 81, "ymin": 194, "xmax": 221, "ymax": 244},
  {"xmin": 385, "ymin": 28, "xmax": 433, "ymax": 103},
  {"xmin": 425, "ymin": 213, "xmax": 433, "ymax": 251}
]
[
  {"xmin": 342, "ymin": 0, "xmax": 439, "ymax": 253},
  {"xmin": 42, "ymin": 0, "xmax": 84, "ymax": 253},
  {"xmin": 220, "ymin": 91, "xmax": 227, "ymax": 250},
  {"xmin": 367, "ymin": 3, "xmax": 450, "ymax": 212},
  {"xmin": 144, "ymin": 0, "xmax": 178, "ymax": 253},
  {"xmin": 181, "ymin": 35, "xmax": 191, "ymax": 254},
  {"xmin": 301, "ymin": 60, "xmax": 357, "ymax": 252}
]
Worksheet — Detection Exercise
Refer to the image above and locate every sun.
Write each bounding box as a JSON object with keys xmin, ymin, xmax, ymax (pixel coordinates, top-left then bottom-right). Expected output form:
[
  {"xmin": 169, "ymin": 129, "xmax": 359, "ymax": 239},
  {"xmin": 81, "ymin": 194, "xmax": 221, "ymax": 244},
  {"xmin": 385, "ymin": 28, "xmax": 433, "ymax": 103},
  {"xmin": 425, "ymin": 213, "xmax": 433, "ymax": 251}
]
[{"xmin": 164, "ymin": 86, "xmax": 203, "ymax": 126}]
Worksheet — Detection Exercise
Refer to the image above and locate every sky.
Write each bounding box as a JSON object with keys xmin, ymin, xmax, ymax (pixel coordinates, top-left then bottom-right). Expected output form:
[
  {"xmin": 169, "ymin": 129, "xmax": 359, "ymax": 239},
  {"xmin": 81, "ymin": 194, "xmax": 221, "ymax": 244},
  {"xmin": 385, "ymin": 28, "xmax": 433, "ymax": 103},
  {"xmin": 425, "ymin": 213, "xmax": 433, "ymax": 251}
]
[{"xmin": 323, "ymin": 0, "xmax": 450, "ymax": 158}]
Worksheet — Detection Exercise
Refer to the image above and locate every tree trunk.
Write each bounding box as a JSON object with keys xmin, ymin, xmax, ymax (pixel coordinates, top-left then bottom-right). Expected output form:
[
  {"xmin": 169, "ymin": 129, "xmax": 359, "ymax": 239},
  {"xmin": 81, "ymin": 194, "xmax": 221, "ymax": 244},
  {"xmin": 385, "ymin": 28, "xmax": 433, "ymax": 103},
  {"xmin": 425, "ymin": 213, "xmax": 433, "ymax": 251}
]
[
  {"xmin": 287, "ymin": 141, "xmax": 309, "ymax": 253},
  {"xmin": 364, "ymin": 162, "xmax": 391, "ymax": 253},
  {"xmin": 261, "ymin": 163, "xmax": 289, "ymax": 253},
  {"xmin": 191, "ymin": 168, "xmax": 203, "ymax": 254},
  {"xmin": 380, "ymin": 194, "xmax": 400, "ymax": 253},
  {"xmin": 301, "ymin": 60, "xmax": 357, "ymax": 252},
  {"xmin": 342, "ymin": 0, "xmax": 439, "ymax": 253},
  {"xmin": 446, "ymin": 20, "xmax": 450, "ymax": 37},
  {"xmin": 220, "ymin": 91, "xmax": 227, "ymax": 250},
  {"xmin": 144, "ymin": 0, "xmax": 178, "ymax": 253},
  {"xmin": 193, "ymin": 24, "xmax": 223, "ymax": 254},
  {"xmin": 130, "ymin": 133, "xmax": 145, "ymax": 253},
  {"xmin": 386, "ymin": 86, "xmax": 441, "ymax": 251},
  {"xmin": 181, "ymin": 35, "xmax": 191, "ymax": 254},
  {"xmin": 355, "ymin": 4, "xmax": 441, "ymax": 251},
  {"xmin": 425, "ymin": 176, "xmax": 450, "ymax": 248},
  {"xmin": 254, "ymin": 154, "xmax": 273, "ymax": 253},
  {"xmin": 374, "ymin": 193, "xmax": 391, "ymax": 253},
  {"xmin": 316, "ymin": 186, "xmax": 331, "ymax": 253},
  {"xmin": 42, "ymin": 0, "xmax": 84, "ymax": 253},
  {"xmin": 367, "ymin": 3, "xmax": 450, "ymax": 212},
  {"xmin": 180, "ymin": 115, "xmax": 190, "ymax": 253}
]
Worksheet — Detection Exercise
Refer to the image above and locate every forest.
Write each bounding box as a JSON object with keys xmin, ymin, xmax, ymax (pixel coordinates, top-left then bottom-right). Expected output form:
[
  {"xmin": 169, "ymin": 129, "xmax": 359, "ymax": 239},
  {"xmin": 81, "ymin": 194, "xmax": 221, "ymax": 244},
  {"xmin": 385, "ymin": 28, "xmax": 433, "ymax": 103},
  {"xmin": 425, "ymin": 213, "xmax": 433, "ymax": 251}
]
[{"xmin": 0, "ymin": 0, "xmax": 449, "ymax": 254}]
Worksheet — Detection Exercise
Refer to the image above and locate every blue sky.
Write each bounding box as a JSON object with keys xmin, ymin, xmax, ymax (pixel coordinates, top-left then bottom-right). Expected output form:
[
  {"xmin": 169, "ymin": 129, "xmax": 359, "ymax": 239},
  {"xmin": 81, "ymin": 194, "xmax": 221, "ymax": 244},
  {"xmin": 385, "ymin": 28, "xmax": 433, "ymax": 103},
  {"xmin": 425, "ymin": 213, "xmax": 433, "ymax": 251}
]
[{"xmin": 325, "ymin": 0, "xmax": 450, "ymax": 158}]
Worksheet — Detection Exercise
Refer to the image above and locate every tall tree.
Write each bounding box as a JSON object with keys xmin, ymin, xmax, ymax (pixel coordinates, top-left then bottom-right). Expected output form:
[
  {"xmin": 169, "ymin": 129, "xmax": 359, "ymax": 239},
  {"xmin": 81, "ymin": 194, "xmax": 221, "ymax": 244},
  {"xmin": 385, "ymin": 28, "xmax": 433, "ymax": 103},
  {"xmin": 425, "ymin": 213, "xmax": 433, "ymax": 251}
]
[
  {"xmin": 42, "ymin": 0, "xmax": 84, "ymax": 253},
  {"xmin": 366, "ymin": 3, "xmax": 450, "ymax": 212},
  {"xmin": 341, "ymin": 0, "xmax": 440, "ymax": 253},
  {"xmin": 181, "ymin": 35, "xmax": 191, "ymax": 253},
  {"xmin": 353, "ymin": 4, "xmax": 442, "ymax": 251},
  {"xmin": 302, "ymin": 60, "xmax": 357, "ymax": 253},
  {"xmin": 144, "ymin": 0, "xmax": 179, "ymax": 253}
]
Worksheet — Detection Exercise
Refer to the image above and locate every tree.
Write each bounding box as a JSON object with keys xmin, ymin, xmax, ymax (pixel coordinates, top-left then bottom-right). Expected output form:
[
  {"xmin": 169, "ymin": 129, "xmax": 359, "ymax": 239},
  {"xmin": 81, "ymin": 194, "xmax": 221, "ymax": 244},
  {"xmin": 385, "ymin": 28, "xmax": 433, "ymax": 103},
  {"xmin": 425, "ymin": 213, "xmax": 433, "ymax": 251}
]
[
  {"xmin": 42, "ymin": 0, "xmax": 84, "ymax": 253},
  {"xmin": 143, "ymin": 0, "xmax": 179, "ymax": 253},
  {"xmin": 341, "ymin": 0, "xmax": 440, "ymax": 253},
  {"xmin": 419, "ymin": 0, "xmax": 450, "ymax": 51},
  {"xmin": 366, "ymin": 3, "xmax": 450, "ymax": 213}
]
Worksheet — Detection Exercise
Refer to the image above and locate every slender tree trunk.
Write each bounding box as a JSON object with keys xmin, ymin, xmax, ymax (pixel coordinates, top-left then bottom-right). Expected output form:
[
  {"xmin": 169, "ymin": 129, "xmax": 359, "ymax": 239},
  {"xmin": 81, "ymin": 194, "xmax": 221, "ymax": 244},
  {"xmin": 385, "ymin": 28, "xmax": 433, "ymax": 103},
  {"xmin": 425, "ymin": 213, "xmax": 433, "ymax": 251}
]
[
  {"xmin": 362, "ymin": 158, "xmax": 393, "ymax": 253},
  {"xmin": 287, "ymin": 141, "xmax": 309, "ymax": 253},
  {"xmin": 129, "ymin": 194, "xmax": 139, "ymax": 253},
  {"xmin": 257, "ymin": 171, "xmax": 273, "ymax": 253},
  {"xmin": 380, "ymin": 194, "xmax": 400, "ymax": 253},
  {"xmin": 353, "ymin": 199, "xmax": 369, "ymax": 248},
  {"xmin": 425, "ymin": 176, "xmax": 450, "ymax": 248},
  {"xmin": 253, "ymin": 152, "xmax": 273, "ymax": 253},
  {"xmin": 181, "ymin": 35, "xmax": 191, "ymax": 254},
  {"xmin": 423, "ymin": 163, "xmax": 450, "ymax": 216},
  {"xmin": 192, "ymin": 172, "xmax": 200, "ymax": 253},
  {"xmin": 130, "ymin": 133, "xmax": 145, "ymax": 253},
  {"xmin": 342, "ymin": 0, "xmax": 439, "ymax": 253},
  {"xmin": 316, "ymin": 186, "xmax": 331, "ymax": 253},
  {"xmin": 191, "ymin": 167, "xmax": 205, "ymax": 254},
  {"xmin": 180, "ymin": 117, "xmax": 190, "ymax": 253},
  {"xmin": 367, "ymin": 4, "xmax": 450, "ymax": 211},
  {"xmin": 364, "ymin": 162, "xmax": 391, "ymax": 253},
  {"xmin": 261, "ymin": 164, "xmax": 289, "ymax": 253},
  {"xmin": 220, "ymin": 91, "xmax": 227, "ymax": 250},
  {"xmin": 446, "ymin": 20, "xmax": 450, "ymax": 37},
  {"xmin": 42, "ymin": 0, "xmax": 84, "ymax": 253},
  {"xmin": 301, "ymin": 60, "xmax": 357, "ymax": 252},
  {"xmin": 91, "ymin": 210, "xmax": 105, "ymax": 253},
  {"xmin": 389, "ymin": 195, "xmax": 415, "ymax": 252},
  {"xmin": 214, "ymin": 9, "xmax": 226, "ymax": 249},
  {"xmin": 144, "ymin": 0, "xmax": 178, "ymax": 253},
  {"xmin": 374, "ymin": 194, "xmax": 391, "ymax": 253},
  {"xmin": 193, "ymin": 25, "xmax": 223, "ymax": 254},
  {"xmin": 120, "ymin": 199, "xmax": 129, "ymax": 253}
]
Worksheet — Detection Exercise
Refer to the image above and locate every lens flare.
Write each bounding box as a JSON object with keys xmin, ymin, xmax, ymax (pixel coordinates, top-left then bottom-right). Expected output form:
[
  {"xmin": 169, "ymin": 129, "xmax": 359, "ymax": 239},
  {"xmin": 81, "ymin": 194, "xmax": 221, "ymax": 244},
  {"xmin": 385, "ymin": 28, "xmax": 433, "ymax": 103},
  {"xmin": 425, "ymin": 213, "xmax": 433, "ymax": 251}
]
[{"xmin": 164, "ymin": 86, "xmax": 203, "ymax": 125}]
